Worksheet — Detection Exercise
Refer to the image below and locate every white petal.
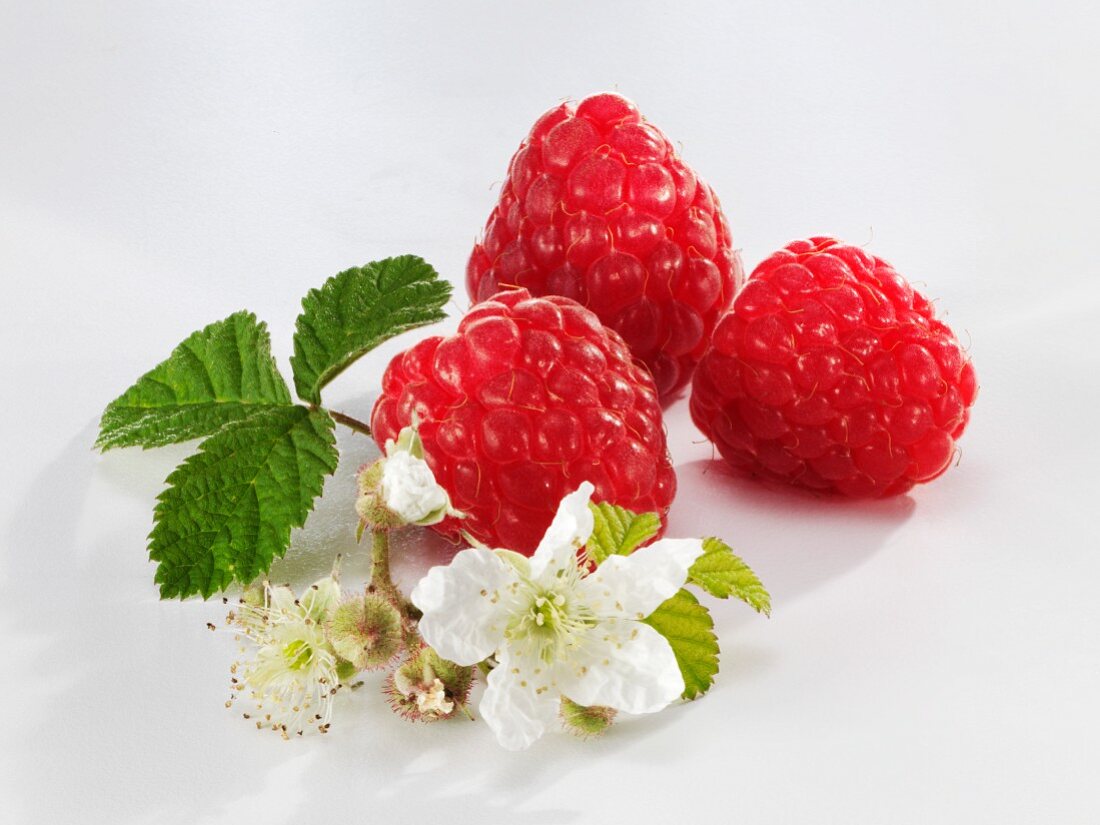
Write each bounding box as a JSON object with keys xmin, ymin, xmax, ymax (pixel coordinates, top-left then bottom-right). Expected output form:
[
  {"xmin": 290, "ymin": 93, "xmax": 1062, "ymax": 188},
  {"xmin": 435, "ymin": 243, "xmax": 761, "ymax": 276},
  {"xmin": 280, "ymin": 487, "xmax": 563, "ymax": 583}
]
[
  {"xmin": 381, "ymin": 451, "xmax": 451, "ymax": 525},
  {"xmin": 559, "ymin": 620, "xmax": 684, "ymax": 714},
  {"xmin": 410, "ymin": 548, "xmax": 517, "ymax": 665},
  {"xmin": 530, "ymin": 482, "xmax": 595, "ymax": 581},
  {"xmin": 579, "ymin": 538, "xmax": 705, "ymax": 619},
  {"xmin": 479, "ymin": 651, "xmax": 561, "ymax": 750}
]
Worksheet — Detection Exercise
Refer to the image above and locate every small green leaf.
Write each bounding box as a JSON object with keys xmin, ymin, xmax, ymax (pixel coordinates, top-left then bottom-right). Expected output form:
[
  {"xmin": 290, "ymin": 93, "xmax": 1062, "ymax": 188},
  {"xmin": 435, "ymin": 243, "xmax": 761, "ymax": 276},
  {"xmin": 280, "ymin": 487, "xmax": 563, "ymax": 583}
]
[
  {"xmin": 95, "ymin": 311, "xmax": 292, "ymax": 451},
  {"xmin": 149, "ymin": 405, "xmax": 338, "ymax": 599},
  {"xmin": 586, "ymin": 501, "xmax": 662, "ymax": 564},
  {"xmin": 643, "ymin": 589, "xmax": 719, "ymax": 700},
  {"xmin": 291, "ymin": 255, "xmax": 451, "ymax": 404},
  {"xmin": 689, "ymin": 538, "xmax": 772, "ymax": 616}
]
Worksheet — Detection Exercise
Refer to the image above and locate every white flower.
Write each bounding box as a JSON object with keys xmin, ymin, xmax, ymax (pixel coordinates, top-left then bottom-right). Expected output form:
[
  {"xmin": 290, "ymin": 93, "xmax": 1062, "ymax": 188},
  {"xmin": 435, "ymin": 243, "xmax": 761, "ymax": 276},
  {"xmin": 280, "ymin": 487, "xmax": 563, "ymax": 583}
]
[
  {"xmin": 380, "ymin": 449, "xmax": 451, "ymax": 525},
  {"xmin": 228, "ymin": 574, "xmax": 343, "ymax": 737},
  {"xmin": 358, "ymin": 419, "xmax": 462, "ymax": 528},
  {"xmin": 410, "ymin": 482, "xmax": 705, "ymax": 750}
]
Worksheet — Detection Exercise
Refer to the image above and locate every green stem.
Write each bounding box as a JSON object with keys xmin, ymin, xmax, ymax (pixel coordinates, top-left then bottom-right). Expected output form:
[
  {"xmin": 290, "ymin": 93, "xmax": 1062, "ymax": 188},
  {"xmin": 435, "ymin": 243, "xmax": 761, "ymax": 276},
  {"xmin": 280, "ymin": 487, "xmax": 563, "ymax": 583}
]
[
  {"xmin": 328, "ymin": 409, "xmax": 372, "ymax": 437},
  {"xmin": 369, "ymin": 529, "xmax": 393, "ymax": 593},
  {"xmin": 368, "ymin": 529, "xmax": 423, "ymax": 650}
]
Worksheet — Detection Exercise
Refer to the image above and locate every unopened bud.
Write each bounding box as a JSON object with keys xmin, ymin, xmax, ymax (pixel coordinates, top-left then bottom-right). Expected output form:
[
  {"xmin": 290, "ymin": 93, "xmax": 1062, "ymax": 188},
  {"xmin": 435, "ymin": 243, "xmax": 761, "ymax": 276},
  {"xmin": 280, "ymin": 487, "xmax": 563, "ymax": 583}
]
[
  {"xmin": 355, "ymin": 460, "xmax": 405, "ymax": 531},
  {"xmin": 560, "ymin": 697, "xmax": 617, "ymax": 738},
  {"xmin": 328, "ymin": 594, "xmax": 404, "ymax": 671}
]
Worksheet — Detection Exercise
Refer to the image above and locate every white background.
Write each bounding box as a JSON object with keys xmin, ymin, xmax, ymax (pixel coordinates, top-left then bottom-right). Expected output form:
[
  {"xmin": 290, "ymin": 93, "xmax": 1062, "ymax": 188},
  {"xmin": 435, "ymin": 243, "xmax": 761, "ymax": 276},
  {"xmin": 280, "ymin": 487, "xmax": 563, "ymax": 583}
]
[{"xmin": 2, "ymin": 2, "xmax": 1099, "ymax": 823}]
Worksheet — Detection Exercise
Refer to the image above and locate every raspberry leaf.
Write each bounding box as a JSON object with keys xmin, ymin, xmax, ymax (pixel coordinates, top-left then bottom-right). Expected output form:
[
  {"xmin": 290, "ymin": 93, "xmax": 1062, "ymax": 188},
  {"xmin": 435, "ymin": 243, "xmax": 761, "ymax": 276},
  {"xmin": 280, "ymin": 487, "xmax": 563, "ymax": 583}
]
[
  {"xmin": 149, "ymin": 405, "xmax": 338, "ymax": 599},
  {"xmin": 643, "ymin": 588, "xmax": 719, "ymax": 700},
  {"xmin": 95, "ymin": 312, "xmax": 292, "ymax": 451},
  {"xmin": 291, "ymin": 256, "xmax": 451, "ymax": 405},
  {"xmin": 689, "ymin": 537, "xmax": 772, "ymax": 616},
  {"xmin": 586, "ymin": 501, "xmax": 661, "ymax": 564}
]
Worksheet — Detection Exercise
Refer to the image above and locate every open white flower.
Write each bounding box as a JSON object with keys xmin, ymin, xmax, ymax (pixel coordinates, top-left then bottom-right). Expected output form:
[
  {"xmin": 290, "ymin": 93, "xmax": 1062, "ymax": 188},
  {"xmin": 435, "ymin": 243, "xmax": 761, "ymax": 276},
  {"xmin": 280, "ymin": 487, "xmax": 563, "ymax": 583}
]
[
  {"xmin": 228, "ymin": 574, "xmax": 343, "ymax": 738},
  {"xmin": 410, "ymin": 482, "xmax": 704, "ymax": 750}
]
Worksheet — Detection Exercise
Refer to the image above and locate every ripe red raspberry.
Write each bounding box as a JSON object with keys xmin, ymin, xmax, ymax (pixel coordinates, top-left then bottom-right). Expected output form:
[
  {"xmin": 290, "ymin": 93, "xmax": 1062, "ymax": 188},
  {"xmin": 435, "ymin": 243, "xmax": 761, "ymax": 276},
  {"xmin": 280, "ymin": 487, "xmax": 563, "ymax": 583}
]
[
  {"xmin": 466, "ymin": 92, "xmax": 742, "ymax": 400},
  {"xmin": 371, "ymin": 289, "xmax": 677, "ymax": 554},
  {"xmin": 690, "ymin": 237, "xmax": 978, "ymax": 497}
]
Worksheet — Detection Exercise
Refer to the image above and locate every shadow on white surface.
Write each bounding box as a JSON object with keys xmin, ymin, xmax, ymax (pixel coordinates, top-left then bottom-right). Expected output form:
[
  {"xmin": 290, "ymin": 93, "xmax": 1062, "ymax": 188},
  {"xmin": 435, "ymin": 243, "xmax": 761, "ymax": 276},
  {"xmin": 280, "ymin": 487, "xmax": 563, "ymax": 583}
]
[
  {"xmin": 0, "ymin": 390, "xmax": 910, "ymax": 824},
  {"xmin": 672, "ymin": 457, "xmax": 916, "ymax": 624},
  {"xmin": 3, "ymin": 410, "xmax": 609, "ymax": 822}
]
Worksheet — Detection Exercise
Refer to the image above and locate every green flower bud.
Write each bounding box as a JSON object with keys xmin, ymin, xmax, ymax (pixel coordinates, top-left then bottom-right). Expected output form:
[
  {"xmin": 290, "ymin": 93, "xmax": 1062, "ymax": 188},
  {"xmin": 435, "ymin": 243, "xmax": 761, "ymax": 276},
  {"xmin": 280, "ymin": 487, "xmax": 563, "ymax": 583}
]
[
  {"xmin": 328, "ymin": 594, "xmax": 404, "ymax": 671},
  {"xmin": 560, "ymin": 697, "xmax": 617, "ymax": 738}
]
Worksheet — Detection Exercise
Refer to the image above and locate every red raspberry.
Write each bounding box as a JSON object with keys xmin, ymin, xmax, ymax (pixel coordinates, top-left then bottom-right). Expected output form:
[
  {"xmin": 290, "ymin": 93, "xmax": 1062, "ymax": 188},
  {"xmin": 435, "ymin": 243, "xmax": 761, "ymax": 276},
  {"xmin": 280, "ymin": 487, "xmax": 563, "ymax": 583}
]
[
  {"xmin": 466, "ymin": 92, "xmax": 742, "ymax": 400},
  {"xmin": 690, "ymin": 237, "xmax": 978, "ymax": 497},
  {"xmin": 371, "ymin": 289, "xmax": 677, "ymax": 554}
]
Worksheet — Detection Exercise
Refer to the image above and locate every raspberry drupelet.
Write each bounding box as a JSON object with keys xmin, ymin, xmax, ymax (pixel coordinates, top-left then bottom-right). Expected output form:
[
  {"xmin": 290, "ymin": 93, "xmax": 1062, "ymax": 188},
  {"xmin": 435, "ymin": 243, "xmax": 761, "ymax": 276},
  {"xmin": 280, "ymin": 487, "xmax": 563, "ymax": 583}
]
[
  {"xmin": 467, "ymin": 92, "xmax": 742, "ymax": 400},
  {"xmin": 690, "ymin": 237, "xmax": 977, "ymax": 497},
  {"xmin": 371, "ymin": 289, "xmax": 677, "ymax": 554}
]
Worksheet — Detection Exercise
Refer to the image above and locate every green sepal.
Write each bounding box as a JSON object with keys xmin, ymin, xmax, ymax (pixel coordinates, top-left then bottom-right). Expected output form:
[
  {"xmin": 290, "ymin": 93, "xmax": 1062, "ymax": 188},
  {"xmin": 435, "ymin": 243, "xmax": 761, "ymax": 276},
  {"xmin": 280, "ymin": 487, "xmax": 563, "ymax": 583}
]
[
  {"xmin": 335, "ymin": 658, "xmax": 359, "ymax": 683},
  {"xmin": 560, "ymin": 697, "xmax": 616, "ymax": 738},
  {"xmin": 495, "ymin": 548, "xmax": 531, "ymax": 577}
]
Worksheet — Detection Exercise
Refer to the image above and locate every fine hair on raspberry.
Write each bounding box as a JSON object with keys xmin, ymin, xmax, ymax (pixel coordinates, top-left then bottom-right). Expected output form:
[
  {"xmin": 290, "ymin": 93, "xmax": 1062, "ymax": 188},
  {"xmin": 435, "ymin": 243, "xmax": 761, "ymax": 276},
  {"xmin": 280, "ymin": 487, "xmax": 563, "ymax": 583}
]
[
  {"xmin": 467, "ymin": 92, "xmax": 743, "ymax": 400},
  {"xmin": 371, "ymin": 288, "xmax": 677, "ymax": 553},
  {"xmin": 690, "ymin": 236, "xmax": 977, "ymax": 497}
]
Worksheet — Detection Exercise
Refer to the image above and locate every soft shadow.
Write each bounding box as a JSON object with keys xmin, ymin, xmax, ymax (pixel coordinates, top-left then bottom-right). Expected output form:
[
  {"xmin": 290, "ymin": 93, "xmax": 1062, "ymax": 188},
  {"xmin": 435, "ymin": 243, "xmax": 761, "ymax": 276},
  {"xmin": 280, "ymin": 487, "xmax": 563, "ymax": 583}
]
[
  {"xmin": 7, "ymin": 406, "xmax": 889, "ymax": 823},
  {"xmin": 2, "ymin": 413, "xmax": 576, "ymax": 824},
  {"xmin": 672, "ymin": 458, "xmax": 916, "ymax": 626}
]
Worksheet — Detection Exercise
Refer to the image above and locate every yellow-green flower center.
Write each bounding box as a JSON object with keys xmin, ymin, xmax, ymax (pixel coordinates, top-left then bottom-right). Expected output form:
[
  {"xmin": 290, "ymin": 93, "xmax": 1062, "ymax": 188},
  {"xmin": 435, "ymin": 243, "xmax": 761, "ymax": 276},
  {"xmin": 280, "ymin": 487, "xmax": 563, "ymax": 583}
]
[
  {"xmin": 282, "ymin": 639, "xmax": 314, "ymax": 671},
  {"xmin": 507, "ymin": 589, "xmax": 596, "ymax": 664}
]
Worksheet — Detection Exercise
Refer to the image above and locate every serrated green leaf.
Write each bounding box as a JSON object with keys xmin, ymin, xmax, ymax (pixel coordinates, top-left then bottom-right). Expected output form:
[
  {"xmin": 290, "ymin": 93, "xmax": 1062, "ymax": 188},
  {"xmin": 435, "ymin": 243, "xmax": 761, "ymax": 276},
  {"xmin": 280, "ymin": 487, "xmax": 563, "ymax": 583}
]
[
  {"xmin": 95, "ymin": 311, "xmax": 292, "ymax": 451},
  {"xmin": 586, "ymin": 501, "xmax": 662, "ymax": 564},
  {"xmin": 689, "ymin": 537, "xmax": 772, "ymax": 616},
  {"xmin": 643, "ymin": 589, "xmax": 719, "ymax": 700},
  {"xmin": 149, "ymin": 406, "xmax": 338, "ymax": 599},
  {"xmin": 291, "ymin": 255, "xmax": 451, "ymax": 404}
]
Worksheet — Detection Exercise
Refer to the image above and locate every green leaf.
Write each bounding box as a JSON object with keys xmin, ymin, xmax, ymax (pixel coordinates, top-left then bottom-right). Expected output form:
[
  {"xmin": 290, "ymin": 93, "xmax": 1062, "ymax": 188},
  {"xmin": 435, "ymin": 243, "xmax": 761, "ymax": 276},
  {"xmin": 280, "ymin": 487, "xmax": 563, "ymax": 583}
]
[
  {"xmin": 95, "ymin": 311, "xmax": 292, "ymax": 451},
  {"xmin": 643, "ymin": 589, "xmax": 719, "ymax": 700},
  {"xmin": 149, "ymin": 406, "xmax": 338, "ymax": 599},
  {"xmin": 291, "ymin": 255, "xmax": 451, "ymax": 404},
  {"xmin": 688, "ymin": 537, "xmax": 772, "ymax": 616},
  {"xmin": 586, "ymin": 501, "xmax": 662, "ymax": 564}
]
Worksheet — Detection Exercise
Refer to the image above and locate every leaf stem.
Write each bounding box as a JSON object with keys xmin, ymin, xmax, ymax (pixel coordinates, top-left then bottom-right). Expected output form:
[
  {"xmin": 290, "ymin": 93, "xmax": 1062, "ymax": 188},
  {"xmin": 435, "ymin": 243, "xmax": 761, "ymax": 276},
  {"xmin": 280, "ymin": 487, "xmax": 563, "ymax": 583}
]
[{"xmin": 328, "ymin": 409, "xmax": 372, "ymax": 437}]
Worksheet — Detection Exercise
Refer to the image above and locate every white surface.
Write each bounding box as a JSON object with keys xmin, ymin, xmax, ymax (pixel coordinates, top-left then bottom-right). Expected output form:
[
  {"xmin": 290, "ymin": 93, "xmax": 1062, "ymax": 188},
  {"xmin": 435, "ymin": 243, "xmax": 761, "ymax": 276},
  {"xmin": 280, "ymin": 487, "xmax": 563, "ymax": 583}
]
[{"xmin": 2, "ymin": 2, "xmax": 1099, "ymax": 823}]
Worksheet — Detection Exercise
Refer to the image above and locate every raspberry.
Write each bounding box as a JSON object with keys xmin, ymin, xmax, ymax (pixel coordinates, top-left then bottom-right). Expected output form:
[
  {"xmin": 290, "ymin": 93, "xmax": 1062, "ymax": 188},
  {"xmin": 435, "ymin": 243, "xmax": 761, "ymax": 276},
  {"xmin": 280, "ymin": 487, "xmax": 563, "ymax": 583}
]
[
  {"xmin": 371, "ymin": 289, "xmax": 677, "ymax": 554},
  {"xmin": 690, "ymin": 237, "xmax": 977, "ymax": 497},
  {"xmin": 466, "ymin": 92, "xmax": 742, "ymax": 400}
]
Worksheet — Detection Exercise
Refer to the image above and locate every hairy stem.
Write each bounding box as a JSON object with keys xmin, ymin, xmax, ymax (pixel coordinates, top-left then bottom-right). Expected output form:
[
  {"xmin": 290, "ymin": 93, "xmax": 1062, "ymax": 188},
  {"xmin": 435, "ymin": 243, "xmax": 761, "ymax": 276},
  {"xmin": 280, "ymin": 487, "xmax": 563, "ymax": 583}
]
[
  {"xmin": 328, "ymin": 409, "xmax": 372, "ymax": 437},
  {"xmin": 369, "ymin": 529, "xmax": 394, "ymax": 595},
  {"xmin": 368, "ymin": 529, "xmax": 423, "ymax": 650}
]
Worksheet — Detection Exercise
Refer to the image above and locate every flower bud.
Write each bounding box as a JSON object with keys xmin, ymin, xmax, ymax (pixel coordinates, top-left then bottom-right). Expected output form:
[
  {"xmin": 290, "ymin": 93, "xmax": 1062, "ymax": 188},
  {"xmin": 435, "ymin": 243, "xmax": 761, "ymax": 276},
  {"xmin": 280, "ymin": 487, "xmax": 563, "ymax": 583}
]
[
  {"xmin": 328, "ymin": 593, "xmax": 404, "ymax": 671},
  {"xmin": 354, "ymin": 421, "xmax": 463, "ymax": 532},
  {"xmin": 559, "ymin": 697, "xmax": 617, "ymax": 738},
  {"xmin": 355, "ymin": 460, "xmax": 406, "ymax": 531}
]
